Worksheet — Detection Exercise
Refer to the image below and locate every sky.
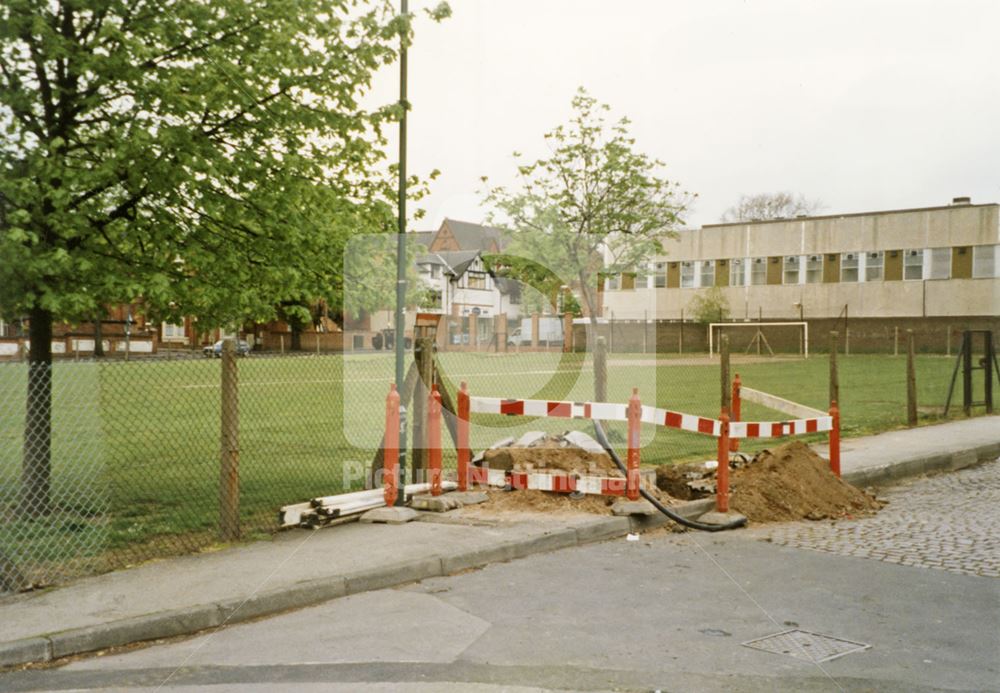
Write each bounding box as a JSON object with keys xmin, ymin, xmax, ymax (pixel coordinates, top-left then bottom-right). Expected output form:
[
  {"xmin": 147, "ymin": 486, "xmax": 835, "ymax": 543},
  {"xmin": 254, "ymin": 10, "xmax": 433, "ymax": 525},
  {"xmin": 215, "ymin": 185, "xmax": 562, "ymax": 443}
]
[{"xmin": 366, "ymin": 0, "xmax": 1000, "ymax": 230}]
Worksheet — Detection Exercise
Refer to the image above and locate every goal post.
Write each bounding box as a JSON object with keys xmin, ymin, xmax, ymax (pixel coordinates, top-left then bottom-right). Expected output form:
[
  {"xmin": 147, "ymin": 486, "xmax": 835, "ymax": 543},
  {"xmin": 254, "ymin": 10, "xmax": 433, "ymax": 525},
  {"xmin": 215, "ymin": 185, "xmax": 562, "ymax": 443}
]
[{"xmin": 708, "ymin": 322, "xmax": 809, "ymax": 358}]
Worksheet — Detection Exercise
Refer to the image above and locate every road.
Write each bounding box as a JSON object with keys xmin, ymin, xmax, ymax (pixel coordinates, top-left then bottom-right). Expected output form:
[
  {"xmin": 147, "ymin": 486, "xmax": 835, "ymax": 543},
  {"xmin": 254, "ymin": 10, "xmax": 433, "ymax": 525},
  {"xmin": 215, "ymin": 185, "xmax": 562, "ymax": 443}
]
[{"xmin": 2, "ymin": 460, "xmax": 998, "ymax": 693}]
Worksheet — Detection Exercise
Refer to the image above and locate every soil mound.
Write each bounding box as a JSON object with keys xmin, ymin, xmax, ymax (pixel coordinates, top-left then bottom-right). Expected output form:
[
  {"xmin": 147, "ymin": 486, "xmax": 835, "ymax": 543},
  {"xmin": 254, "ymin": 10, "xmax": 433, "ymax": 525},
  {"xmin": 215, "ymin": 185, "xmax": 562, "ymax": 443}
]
[
  {"xmin": 467, "ymin": 489, "xmax": 617, "ymax": 515},
  {"xmin": 730, "ymin": 441, "xmax": 881, "ymax": 522},
  {"xmin": 482, "ymin": 442, "xmax": 621, "ymax": 477}
]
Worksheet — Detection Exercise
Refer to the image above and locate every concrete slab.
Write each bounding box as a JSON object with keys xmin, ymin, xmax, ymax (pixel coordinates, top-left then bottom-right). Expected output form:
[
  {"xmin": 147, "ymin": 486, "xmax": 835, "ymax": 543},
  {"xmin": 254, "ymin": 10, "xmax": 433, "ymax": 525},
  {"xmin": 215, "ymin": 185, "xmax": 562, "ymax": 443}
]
[
  {"xmin": 448, "ymin": 491, "xmax": 489, "ymax": 506},
  {"xmin": 359, "ymin": 506, "xmax": 421, "ymax": 524},
  {"xmin": 409, "ymin": 495, "xmax": 462, "ymax": 512},
  {"xmin": 697, "ymin": 510, "xmax": 748, "ymax": 526},
  {"xmin": 611, "ymin": 499, "xmax": 658, "ymax": 516}
]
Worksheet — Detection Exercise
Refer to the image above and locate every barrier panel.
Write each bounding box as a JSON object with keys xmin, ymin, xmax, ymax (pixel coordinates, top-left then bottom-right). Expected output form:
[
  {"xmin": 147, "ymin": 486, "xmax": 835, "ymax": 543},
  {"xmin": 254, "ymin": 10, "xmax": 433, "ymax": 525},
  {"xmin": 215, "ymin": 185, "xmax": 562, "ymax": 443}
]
[{"xmin": 383, "ymin": 377, "xmax": 842, "ymax": 514}]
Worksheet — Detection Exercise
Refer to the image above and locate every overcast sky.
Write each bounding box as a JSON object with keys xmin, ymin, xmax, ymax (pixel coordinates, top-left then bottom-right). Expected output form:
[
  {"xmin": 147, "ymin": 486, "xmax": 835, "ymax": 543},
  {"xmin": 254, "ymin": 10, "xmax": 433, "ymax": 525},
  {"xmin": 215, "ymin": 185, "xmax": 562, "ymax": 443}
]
[{"xmin": 366, "ymin": 0, "xmax": 1000, "ymax": 230}]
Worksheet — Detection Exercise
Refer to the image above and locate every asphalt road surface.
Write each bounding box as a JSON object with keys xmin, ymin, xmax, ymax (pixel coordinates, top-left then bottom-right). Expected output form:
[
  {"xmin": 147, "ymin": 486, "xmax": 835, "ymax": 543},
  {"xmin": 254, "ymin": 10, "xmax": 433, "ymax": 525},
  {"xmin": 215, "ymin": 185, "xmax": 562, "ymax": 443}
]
[{"xmin": 3, "ymin": 462, "xmax": 998, "ymax": 693}]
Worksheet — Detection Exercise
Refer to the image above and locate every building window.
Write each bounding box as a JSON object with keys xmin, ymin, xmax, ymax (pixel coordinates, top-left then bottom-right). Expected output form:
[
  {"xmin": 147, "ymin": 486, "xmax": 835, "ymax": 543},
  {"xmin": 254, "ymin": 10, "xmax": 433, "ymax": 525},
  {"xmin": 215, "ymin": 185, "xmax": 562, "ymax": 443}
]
[
  {"xmin": 730, "ymin": 259, "xmax": 745, "ymax": 286},
  {"xmin": 698, "ymin": 260, "xmax": 715, "ymax": 288},
  {"xmin": 653, "ymin": 262, "xmax": 666, "ymax": 288},
  {"xmin": 466, "ymin": 271, "xmax": 488, "ymax": 290},
  {"xmin": 162, "ymin": 322, "xmax": 186, "ymax": 341},
  {"xmin": 927, "ymin": 247, "xmax": 950, "ymax": 280},
  {"xmin": 605, "ymin": 274, "xmax": 620, "ymax": 291},
  {"xmin": 635, "ymin": 265, "xmax": 648, "ymax": 289},
  {"xmin": 750, "ymin": 258, "xmax": 767, "ymax": 285},
  {"xmin": 973, "ymin": 245, "xmax": 998, "ymax": 278},
  {"xmin": 805, "ymin": 255, "xmax": 823, "ymax": 284},
  {"xmin": 783, "ymin": 256, "xmax": 800, "ymax": 284},
  {"xmin": 903, "ymin": 249, "xmax": 924, "ymax": 280},
  {"xmin": 865, "ymin": 251, "xmax": 884, "ymax": 282},
  {"xmin": 680, "ymin": 262, "xmax": 695, "ymax": 288},
  {"xmin": 841, "ymin": 253, "xmax": 859, "ymax": 282}
]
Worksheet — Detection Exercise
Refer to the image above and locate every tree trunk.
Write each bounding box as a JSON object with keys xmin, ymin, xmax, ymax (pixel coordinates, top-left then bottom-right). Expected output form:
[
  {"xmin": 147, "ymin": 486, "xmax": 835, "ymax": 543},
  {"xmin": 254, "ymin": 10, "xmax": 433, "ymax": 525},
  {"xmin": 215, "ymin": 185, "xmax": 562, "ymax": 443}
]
[
  {"xmin": 290, "ymin": 323, "xmax": 302, "ymax": 351},
  {"xmin": 21, "ymin": 306, "xmax": 52, "ymax": 517}
]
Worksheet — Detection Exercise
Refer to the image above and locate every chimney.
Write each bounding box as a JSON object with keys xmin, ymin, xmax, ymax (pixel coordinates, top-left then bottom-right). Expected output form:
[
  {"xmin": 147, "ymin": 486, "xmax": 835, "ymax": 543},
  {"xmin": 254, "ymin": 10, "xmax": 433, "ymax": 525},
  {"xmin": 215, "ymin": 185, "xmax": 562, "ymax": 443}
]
[{"xmin": 951, "ymin": 196, "xmax": 971, "ymax": 206}]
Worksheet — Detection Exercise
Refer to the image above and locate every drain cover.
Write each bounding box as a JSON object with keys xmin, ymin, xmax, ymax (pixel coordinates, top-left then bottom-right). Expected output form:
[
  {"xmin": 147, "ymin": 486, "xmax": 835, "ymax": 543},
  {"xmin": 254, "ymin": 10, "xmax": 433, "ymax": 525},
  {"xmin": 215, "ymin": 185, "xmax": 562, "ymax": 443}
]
[{"xmin": 742, "ymin": 629, "xmax": 870, "ymax": 663}]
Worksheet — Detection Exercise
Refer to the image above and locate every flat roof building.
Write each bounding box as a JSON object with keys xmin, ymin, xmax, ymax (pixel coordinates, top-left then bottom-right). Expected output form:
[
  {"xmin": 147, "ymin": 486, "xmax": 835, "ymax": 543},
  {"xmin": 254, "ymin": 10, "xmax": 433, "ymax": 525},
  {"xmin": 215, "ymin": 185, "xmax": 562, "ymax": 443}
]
[{"xmin": 602, "ymin": 198, "xmax": 1000, "ymax": 321}]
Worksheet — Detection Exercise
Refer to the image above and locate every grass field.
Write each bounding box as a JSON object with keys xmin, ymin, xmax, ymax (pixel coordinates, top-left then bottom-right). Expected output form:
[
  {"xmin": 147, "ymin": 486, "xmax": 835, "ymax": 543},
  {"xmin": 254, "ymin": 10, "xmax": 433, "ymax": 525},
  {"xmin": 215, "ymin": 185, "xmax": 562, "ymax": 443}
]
[{"xmin": 0, "ymin": 350, "xmax": 980, "ymax": 584}]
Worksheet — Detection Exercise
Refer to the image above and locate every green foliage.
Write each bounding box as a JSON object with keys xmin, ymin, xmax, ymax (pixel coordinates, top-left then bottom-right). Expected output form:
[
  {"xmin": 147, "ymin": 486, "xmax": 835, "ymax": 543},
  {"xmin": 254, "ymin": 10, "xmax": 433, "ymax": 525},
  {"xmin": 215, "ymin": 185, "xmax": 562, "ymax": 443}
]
[
  {"xmin": 688, "ymin": 287, "xmax": 731, "ymax": 324},
  {"xmin": 0, "ymin": 0, "xmax": 442, "ymax": 329},
  {"xmin": 483, "ymin": 88, "xmax": 692, "ymax": 319}
]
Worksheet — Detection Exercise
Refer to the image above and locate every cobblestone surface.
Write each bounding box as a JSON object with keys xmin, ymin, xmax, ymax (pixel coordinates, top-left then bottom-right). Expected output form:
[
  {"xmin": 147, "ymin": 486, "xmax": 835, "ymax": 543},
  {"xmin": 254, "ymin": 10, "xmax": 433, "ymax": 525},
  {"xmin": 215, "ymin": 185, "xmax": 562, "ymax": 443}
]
[{"xmin": 750, "ymin": 458, "xmax": 1000, "ymax": 578}]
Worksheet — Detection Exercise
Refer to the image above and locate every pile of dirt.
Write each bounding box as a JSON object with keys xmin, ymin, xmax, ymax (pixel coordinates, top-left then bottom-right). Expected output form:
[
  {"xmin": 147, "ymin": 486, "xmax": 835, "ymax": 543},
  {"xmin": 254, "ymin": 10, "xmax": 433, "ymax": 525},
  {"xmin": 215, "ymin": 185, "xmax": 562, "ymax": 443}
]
[
  {"xmin": 729, "ymin": 441, "xmax": 882, "ymax": 522},
  {"xmin": 656, "ymin": 462, "xmax": 716, "ymax": 500},
  {"xmin": 482, "ymin": 446, "xmax": 621, "ymax": 477},
  {"xmin": 466, "ymin": 489, "xmax": 618, "ymax": 515}
]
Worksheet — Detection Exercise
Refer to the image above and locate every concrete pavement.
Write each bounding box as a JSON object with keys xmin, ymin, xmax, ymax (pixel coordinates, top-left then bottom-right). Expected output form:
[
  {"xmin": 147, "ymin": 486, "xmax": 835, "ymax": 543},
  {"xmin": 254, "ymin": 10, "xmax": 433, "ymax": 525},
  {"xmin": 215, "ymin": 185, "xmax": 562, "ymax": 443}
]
[
  {"xmin": 3, "ymin": 463, "xmax": 998, "ymax": 691},
  {"xmin": 0, "ymin": 415, "xmax": 997, "ymax": 670}
]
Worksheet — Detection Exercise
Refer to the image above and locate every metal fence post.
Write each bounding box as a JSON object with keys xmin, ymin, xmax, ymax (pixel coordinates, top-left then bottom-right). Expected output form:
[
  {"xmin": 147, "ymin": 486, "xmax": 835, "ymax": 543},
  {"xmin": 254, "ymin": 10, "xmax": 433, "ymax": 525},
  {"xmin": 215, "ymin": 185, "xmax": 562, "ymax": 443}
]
[
  {"xmin": 906, "ymin": 329, "xmax": 918, "ymax": 426},
  {"xmin": 595, "ymin": 336, "xmax": 608, "ymax": 402},
  {"xmin": 829, "ymin": 331, "xmax": 839, "ymax": 407},
  {"xmin": 829, "ymin": 401, "xmax": 841, "ymax": 478},
  {"xmin": 219, "ymin": 339, "xmax": 240, "ymax": 541},
  {"xmin": 720, "ymin": 334, "xmax": 731, "ymax": 413}
]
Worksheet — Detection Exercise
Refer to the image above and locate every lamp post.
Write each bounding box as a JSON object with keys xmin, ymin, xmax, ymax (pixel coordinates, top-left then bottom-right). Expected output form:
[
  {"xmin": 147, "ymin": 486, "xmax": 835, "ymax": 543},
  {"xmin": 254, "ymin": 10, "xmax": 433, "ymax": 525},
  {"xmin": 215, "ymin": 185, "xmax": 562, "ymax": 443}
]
[{"xmin": 393, "ymin": 0, "xmax": 409, "ymax": 505}]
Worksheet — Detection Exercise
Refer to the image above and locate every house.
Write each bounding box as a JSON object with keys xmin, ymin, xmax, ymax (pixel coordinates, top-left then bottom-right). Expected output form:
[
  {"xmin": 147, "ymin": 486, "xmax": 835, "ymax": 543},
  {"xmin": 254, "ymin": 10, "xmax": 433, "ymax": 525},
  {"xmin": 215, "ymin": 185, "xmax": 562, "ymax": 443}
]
[{"xmin": 425, "ymin": 218, "xmax": 506, "ymax": 254}]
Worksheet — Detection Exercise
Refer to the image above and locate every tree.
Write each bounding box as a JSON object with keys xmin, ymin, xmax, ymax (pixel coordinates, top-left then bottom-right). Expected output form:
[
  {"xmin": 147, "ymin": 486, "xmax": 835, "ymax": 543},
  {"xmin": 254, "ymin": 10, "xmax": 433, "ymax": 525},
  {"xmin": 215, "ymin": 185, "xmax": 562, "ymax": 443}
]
[
  {"xmin": 721, "ymin": 192, "xmax": 823, "ymax": 223},
  {"xmin": 0, "ymin": 0, "xmax": 444, "ymax": 515},
  {"xmin": 483, "ymin": 88, "xmax": 690, "ymax": 347},
  {"xmin": 688, "ymin": 287, "xmax": 731, "ymax": 325}
]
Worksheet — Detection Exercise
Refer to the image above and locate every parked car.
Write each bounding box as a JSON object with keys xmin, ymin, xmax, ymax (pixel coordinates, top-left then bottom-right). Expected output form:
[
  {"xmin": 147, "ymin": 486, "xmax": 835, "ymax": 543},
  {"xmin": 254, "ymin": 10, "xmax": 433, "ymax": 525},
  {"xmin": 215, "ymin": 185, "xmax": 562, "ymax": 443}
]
[{"xmin": 203, "ymin": 339, "xmax": 251, "ymax": 358}]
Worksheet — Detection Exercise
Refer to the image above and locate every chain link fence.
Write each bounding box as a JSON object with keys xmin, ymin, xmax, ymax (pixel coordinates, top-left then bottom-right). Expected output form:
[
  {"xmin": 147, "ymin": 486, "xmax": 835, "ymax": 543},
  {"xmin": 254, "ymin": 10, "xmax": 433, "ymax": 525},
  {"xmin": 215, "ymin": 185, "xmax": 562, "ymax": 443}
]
[{"xmin": 1, "ymin": 319, "xmax": 995, "ymax": 592}]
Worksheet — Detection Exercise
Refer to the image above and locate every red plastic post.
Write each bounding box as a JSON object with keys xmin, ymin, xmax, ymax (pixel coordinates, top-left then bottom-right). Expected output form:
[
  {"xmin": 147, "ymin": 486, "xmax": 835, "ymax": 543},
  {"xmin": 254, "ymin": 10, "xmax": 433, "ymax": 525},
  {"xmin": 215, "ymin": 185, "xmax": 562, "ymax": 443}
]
[
  {"xmin": 383, "ymin": 384, "xmax": 400, "ymax": 507},
  {"xmin": 457, "ymin": 381, "xmax": 470, "ymax": 491},
  {"xmin": 730, "ymin": 373, "xmax": 741, "ymax": 453},
  {"xmin": 829, "ymin": 401, "xmax": 841, "ymax": 478},
  {"xmin": 428, "ymin": 383, "xmax": 443, "ymax": 496},
  {"xmin": 626, "ymin": 388, "xmax": 642, "ymax": 501},
  {"xmin": 716, "ymin": 410, "xmax": 730, "ymax": 512}
]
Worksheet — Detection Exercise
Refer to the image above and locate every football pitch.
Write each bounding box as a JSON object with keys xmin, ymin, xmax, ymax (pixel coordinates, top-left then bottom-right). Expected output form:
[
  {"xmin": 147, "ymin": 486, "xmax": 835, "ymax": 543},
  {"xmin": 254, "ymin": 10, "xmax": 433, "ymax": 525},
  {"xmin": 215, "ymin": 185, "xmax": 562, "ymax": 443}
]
[{"xmin": 0, "ymin": 351, "xmax": 970, "ymax": 574}]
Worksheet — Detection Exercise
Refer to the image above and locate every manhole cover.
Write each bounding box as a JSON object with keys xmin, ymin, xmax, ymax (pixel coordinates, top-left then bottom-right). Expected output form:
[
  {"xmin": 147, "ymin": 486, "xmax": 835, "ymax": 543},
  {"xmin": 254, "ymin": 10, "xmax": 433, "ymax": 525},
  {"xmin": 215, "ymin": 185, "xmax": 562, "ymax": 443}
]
[{"xmin": 742, "ymin": 629, "xmax": 870, "ymax": 663}]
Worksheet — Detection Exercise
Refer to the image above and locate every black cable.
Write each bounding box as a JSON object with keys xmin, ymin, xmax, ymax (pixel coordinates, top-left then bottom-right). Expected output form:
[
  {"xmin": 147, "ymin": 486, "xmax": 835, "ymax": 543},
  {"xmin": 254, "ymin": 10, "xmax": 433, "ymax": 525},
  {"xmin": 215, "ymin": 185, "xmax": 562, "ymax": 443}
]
[{"xmin": 592, "ymin": 420, "xmax": 747, "ymax": 532}]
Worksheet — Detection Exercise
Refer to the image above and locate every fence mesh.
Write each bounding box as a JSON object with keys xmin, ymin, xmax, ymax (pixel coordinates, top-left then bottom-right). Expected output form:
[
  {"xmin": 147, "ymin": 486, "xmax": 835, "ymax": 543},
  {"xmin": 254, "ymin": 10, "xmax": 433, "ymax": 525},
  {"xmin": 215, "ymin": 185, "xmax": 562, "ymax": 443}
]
[{"xmin": 0, "ymin": 322, "xmax": 995, "ymax": 592}]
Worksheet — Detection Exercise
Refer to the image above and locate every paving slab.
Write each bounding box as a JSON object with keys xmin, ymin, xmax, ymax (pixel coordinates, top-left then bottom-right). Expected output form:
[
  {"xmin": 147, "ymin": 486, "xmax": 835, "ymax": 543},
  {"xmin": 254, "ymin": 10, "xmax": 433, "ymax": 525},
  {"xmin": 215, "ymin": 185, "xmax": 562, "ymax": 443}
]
[{"xmin": 0, "ymin": 415, "xmax": 996, "ymax": 669}]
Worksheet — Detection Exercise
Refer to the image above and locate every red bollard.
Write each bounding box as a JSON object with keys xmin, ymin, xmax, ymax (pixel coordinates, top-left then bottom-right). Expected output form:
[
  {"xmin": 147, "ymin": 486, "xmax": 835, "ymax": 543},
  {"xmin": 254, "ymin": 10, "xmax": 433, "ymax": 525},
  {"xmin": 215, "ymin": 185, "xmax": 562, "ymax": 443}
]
[
  {"xmin": 716, "ymin": 410, "xmax": 730, "ymax": 513},
  {"xmin": 626, "ymin": 388, "xmax": 642, "ymax": 501},
  {"xmin": 829, "ymin": 401, "xmax": 841, "ymax": 478},
  {"xmin": 457, "ymin": 381, "xmax": 470, "ymax": 491},
  {"xmin": 730, "ymin": 374, "xmax": 741, "ymax": 453},
  {"xmin": 428, "ymin": 383, "xmax": 443, "ymax": 496},
  {"xmin": 383, "ymin": 384, "xmax": 400, "ymax": 507}
]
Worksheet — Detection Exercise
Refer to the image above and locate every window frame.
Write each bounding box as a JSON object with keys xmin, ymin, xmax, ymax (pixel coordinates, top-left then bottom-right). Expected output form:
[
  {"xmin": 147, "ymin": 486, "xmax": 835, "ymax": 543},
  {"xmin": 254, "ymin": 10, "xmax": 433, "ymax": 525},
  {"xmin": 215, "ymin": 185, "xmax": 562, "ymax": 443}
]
[
  {"xmin": 973, "ymin": 244, "xmax": 998, "ymax": 278},
  {"xmin": 864, "ymin": 251, "xmax": 884, "ymax": 282},
  {"xmin": 841, "ymin": 252, "xmax": 859, "ymax": 283},
  {"xmin": 680, "ymin": 261, "xmax": 695, "ymax": 289},
  {"xmin": 698, "ymin": 260, "xmax": 715, "ymax": 288},
  {"xmin": 805, "ymin": 255, "xmax": 823, "ymax": 284},
  {"xmin": 783, "ymin": 255, "xmax": 801, "ymax": 285},
  {"xmin": 653, "ymin": 262, "xmax": 666, "ymax": 288},
  {"xmin": 729, "ymin": 258, "xmax": 745, "ymax": 287},
  {"xmin": 903, "ymin": 249, "xmax": 925, "ymax": 281},
  {"xmin": 749, "ymin": 257, "xmax": 767, "ymax": 286}
]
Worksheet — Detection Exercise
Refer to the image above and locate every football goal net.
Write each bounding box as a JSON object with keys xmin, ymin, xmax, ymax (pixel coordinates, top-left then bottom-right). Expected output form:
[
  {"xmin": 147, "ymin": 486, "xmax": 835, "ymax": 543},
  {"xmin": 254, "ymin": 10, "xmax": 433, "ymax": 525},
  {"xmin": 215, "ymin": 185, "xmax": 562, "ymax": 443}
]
[{"xmin": 708, "ymin": 322, "xmax": 809, "ymax": 357}]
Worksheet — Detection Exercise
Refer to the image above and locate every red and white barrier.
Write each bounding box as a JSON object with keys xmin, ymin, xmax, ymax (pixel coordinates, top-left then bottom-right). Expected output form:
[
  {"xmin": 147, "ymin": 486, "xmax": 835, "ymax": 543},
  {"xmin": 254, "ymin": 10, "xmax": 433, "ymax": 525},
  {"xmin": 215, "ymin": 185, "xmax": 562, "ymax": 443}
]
[
  {"xmin": 469, "ymin": 395, "xmax": 832, "ymax": 440},
  {"xmin": 385, "ymin": 377, "xmax": 842, "ymax": 512}
]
